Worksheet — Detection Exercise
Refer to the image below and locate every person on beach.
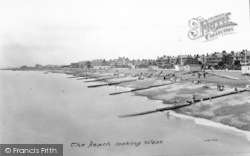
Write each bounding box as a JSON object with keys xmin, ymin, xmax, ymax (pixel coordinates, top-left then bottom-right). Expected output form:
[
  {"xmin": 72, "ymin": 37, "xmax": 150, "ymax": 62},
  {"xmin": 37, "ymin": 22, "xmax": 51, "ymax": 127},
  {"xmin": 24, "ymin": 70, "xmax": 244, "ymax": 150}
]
[
  {"xmin": 203, "ymin": 70, "xmax": 206, "ymax": 78},
  {"xmin": 246, "ymin": 85, "xmax": 250, "ymax": 91},
  {"xmin": 217, "ymin": 84, "xmax": 224, "ymax": 91},
  {"xmin": 186, "ymin": 93, "xmax": 197, "ymax": 104},
  {"xmin": 174, "ymin": 98, "xmax": 179, "ymax": 106},
  {"xmin": 235, "ymin": 86, "xmax": 238, "ymax": 92},
  {"xmin": 192, "ymin": 94, "xmax": 196, "ymax": 104},
  {"xmin": 197, "ymin": 72, "xmax": 201, "ymax": 79},
  {"xmin": 203, "ymin": 83, "xmax": 209, "ymax": 89},
  {"xmin": 221, "ymin": 85, "xmax": 225, "ymax": 91}
]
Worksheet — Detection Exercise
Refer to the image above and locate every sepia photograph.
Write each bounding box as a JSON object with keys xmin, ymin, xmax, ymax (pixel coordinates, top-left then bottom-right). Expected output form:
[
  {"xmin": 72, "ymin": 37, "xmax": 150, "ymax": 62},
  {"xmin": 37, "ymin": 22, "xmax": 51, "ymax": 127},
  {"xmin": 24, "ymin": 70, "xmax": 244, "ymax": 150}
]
[{"xmin": 0, "ymin": 0, "xmax": 250, "ymax": 155}]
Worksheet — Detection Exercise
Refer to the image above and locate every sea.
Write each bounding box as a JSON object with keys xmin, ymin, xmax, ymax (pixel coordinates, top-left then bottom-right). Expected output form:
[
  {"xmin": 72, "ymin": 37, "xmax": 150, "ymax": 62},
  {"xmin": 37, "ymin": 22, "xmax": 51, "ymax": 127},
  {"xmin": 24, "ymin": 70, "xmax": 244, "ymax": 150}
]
[{"xmin": 0, "ymin": 70, "xmax": 250, "ymax": 156}]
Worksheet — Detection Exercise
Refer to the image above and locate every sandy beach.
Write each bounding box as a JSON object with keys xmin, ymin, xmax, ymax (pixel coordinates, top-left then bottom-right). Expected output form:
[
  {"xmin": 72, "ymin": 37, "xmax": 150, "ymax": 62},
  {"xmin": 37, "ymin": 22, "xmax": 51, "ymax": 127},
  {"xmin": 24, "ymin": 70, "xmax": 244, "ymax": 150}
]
[
  {"xmin": 85, "ymin": 68, "xmax": 250, "ymax": 131},
  {"xmin": 12, "ymin": 67, "xmax": 250, "ymax": 132}
]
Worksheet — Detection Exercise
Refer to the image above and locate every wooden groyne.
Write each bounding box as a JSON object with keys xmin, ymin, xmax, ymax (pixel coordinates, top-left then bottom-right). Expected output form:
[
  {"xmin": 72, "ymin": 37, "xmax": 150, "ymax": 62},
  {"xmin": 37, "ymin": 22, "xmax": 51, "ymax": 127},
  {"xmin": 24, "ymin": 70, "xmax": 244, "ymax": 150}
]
[
  {"xmin": 68, "ymin": 75, "xmax": 100, "ymax": 79},
  {"xmin": 65, "ymin": 73, "xmax": 75, "ymax": 75},
  {"xmin": 79, "ymin": 75, "xmax": 101, "ymax": 80},
  {"xmin": 192, "ymin": 89, "xmax": 248, "ymax": 103},
  {"xmin": 119, "ymin": 88, "xmax": 249, "ymax": 118},
  {"xmin": 84, "ymin": 74, "xmax": 115, "ymax": 80},
  {"xmin": 84, "ymin": 76, "xmax": 116, "ymax": 83},
  {"xmin": 119, "ymin": 103, "xmax": 191, "ymax": 118},
  {"xmin": 109, "ymin": 82, "xmax": 178, "ymax": 95},
  {"xmin": 84, "ymin": 79, "xmax": 105, "ymax": 83},
  {"xmin": 73, "ymin": 74, "xmax": 88, "ymax": 77},
  {"xmin": 76, "ymin": 77, "xmax": 88, "ymax": 80},
  {"xmin": 87, "ymin": 83, "xmax": 108, "ymax": 88},
  {"xmin": 87, "ymin": 79, "xmax": 138, "ymax": 88},
  {"xmin": 67, "ymin": 76, "xmax": 78, "ymax": 78}
]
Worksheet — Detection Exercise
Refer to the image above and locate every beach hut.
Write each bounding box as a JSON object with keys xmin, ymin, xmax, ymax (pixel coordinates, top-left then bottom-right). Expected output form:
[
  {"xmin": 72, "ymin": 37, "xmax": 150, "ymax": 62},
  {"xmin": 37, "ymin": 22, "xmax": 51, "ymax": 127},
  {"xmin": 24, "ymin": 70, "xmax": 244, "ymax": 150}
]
[
  {"xmin": 241, "ymin": 65, "xmax": 250, "ymax": 75},
  {"xmin": 175, "ymin": 65, "xmax": 184, "ymax": 71},
  {"xmin": 148, "ymin": 66, "xmax": 159, "ymax": 70},
  {"xmin": 128, "ymin": 64, "xmax": 136, "ymax": 69},
  {"xmin": 184, "ymin": 64, "xmax": 201, "ymax": 72}
]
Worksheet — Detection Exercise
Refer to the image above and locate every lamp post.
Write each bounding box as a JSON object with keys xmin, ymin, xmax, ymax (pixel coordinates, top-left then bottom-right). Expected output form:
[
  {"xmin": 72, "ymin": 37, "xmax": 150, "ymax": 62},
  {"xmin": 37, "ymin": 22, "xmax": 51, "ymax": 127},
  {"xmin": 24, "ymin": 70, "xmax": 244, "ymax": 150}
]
[
  {"xmin": 245, "ymin": 49, "xmax": 247, "ymax": 65},
  {"xmin": 179, "ymin": 39, "xmax": 183, "ymax": 65}
]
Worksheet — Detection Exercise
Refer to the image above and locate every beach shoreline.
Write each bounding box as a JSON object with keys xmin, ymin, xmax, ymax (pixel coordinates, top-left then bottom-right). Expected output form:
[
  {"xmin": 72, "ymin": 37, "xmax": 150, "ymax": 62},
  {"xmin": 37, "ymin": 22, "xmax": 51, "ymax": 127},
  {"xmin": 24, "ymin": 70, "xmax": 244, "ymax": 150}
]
[{"xmin": 8, "ymin": 67, "xmax": 250, "ymax": 132}]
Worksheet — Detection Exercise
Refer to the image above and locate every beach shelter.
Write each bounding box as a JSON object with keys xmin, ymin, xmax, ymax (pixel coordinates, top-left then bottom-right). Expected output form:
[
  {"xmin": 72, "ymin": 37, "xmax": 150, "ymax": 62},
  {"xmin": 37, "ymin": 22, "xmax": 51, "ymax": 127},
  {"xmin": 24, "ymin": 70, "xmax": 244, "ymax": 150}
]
[
  {"xmin": 174, "ymin": 65, "xmax": 184, "ymax": 71},
  {"xmin": 184, "ymin": 64, "xmax": 201, "ymax": 72},
  {"xmin": 241, "ymin": 65, "xmax": 250, "ymax": 74}
]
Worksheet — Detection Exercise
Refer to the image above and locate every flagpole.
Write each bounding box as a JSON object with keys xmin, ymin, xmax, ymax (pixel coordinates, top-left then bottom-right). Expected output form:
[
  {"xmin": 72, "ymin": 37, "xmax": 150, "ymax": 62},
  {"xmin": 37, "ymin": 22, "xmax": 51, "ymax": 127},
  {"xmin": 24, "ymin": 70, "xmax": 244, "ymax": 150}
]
[{"xmin": 179, "ymin": 39, "xmax": 183, "ymax": 65}]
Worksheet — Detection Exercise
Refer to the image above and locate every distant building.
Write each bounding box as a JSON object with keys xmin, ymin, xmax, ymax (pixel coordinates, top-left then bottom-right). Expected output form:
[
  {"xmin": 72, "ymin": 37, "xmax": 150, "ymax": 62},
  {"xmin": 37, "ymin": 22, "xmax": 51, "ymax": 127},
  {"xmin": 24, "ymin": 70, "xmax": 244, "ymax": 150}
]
[
  {"xmin": 70, "ymin": 61, "xmax": 89, "ymax": 68},
  {"xmin": 184, "ymin": 64, "xmax": 201, "ymax": 72},
  {"xmin": 44, "ymin": 65, "xmax": 59, "ymax": 69},
  {"xmin": 235, "ymin": 50, "xmax": 250, "ymax": 65},
  {"xmin": 156, "ymin": 55, "xmax": 169, "ymax": 68},
  {"xmin": 91, "ymin": 59, "xmax": 104, "ymax": 67},
  {"xmin": 115, "ymin": 57, "xmax": 129, "ymax": 67},
  {"xmin": 198, "ymin": 54, "xmax": 208, "ymax": 65},
  {"xmin": 20, "ymin": 65, "xmax": 28, "ymax": 69},
  {"xmin": 170, "ymin": 56, "xmax": 179, "ymax": 65},
  {"xmin": 61, "ymin": 65, "xmax": 70, "ymax": 68},
  {"xmin": 70, "ymin": 63, "xmax": 80, "ymax": 68},
  {"xmin": 93, "ymin": 66, "xmax": 110, "ymax": 70},
  {"xmin": 206, "ymin": 52, "xmax": 223, "ymax": 67},
  {"xmin": 108, "ymin": 57, "xmax": 131, "ymax": 68},
  {"xmin": 35, "ymin": 64, "xmax": 43, "ymax": 68},
  {"xmin": 179, "ymin": 55, "xmax": 199, "ymax": 65},
  {"xmin": 157, "ymin": 54, "xmax": 198, "ymax": 69},
  {"xmin": 108, "ymin": 59, "xmax": 117, "ymax": 67}
]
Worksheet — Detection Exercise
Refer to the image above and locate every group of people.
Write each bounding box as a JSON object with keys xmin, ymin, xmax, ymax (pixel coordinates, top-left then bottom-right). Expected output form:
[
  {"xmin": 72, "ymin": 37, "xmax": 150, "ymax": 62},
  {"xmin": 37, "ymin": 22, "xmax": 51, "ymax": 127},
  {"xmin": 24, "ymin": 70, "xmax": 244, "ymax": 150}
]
[
  {"xmin": 192, "ymin": 80, "xmax": 201, "ymax": 84},
  {"xmin": 175, "ymin": 94, "xmax": 197, "ymax": 106},
  {"xmin": 217, "ymin": 84, "xmax": 225, "ymax": 91},
  {"xmin": 197, "ymin": 70, "xmax": 207, "ymax": 79},
  {"xmin": 246, "ymin": 85, "xmax": 250, "ymax": 91}
]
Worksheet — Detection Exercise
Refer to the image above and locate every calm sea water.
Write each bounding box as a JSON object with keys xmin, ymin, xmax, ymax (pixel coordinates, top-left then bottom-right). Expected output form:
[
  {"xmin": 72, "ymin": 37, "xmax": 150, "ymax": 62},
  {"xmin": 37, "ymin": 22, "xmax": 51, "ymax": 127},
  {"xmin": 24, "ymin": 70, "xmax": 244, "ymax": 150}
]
[{"xmin": 0, "ymin": 70, "xmax": 250, "ymax": 156}]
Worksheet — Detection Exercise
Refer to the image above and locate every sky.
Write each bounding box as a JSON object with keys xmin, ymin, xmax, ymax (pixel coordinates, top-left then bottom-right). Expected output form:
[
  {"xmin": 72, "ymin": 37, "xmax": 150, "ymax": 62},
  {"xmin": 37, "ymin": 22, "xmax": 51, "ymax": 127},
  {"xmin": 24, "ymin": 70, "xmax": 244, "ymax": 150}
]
[{"xmin": 0, "ymin": 0, "xmax": 250, "ymax": 67}]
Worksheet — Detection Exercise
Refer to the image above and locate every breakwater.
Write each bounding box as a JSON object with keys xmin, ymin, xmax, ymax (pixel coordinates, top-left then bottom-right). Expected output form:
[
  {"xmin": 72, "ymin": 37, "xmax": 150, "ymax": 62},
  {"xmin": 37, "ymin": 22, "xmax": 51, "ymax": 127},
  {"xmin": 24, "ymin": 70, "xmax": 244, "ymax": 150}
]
[{"xmin": 109, "ymin": 82, "xmax": 179, "ymax": 95}]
